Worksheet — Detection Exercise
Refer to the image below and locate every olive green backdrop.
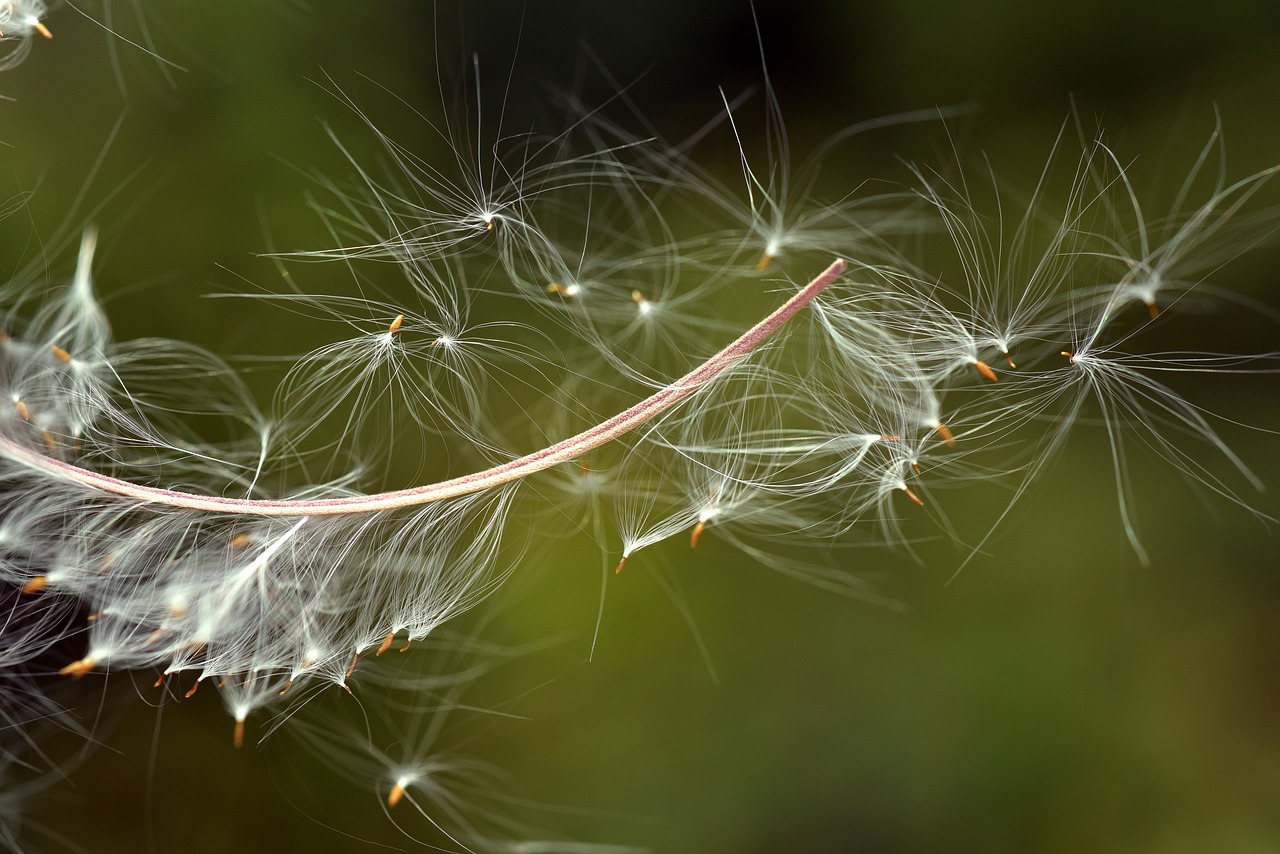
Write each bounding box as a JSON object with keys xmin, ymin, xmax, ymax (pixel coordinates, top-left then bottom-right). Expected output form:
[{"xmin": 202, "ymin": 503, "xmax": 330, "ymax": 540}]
[{"xmin": 2, "ymin": 2, "xmax": 1279, "ymax": 852}]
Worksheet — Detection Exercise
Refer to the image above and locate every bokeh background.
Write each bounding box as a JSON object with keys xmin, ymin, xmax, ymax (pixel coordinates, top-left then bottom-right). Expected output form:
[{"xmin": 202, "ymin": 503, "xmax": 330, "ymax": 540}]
[{"xmin": 2, "ymin": 1, "xmax": 1280, "ymax": 852}]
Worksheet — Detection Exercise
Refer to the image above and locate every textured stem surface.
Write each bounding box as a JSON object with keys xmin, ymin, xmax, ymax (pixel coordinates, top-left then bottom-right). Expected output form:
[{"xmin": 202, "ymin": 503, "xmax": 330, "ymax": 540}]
[{"xmin": 1, "ymin": 259, "xmax": 846, "ymax": 516}]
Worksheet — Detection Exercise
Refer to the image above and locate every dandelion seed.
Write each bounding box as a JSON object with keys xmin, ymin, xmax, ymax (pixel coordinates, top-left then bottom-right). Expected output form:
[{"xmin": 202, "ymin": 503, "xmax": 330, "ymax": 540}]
[
  {"xmin": 974, "ymin": 360, "xmax": 998, "ymax": 382},
  {"xmin": 901, "ymin": 486, "xmax": 925, "ymax": 507}
]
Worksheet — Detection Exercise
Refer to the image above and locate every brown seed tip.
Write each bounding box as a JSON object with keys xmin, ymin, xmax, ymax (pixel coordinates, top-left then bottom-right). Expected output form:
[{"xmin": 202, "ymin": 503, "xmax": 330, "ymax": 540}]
[
  {"xmin": 376, "ymin": 632, "xmax": 395, "ymax": 656},
  {"xmin": 185, "ymin": 680, "xmax": 201, "ymax": 699},
  {"xmin": 902, "ymin": 487, "xmax": 925, "ymax": 507},
  {"xmin": 35, "ymin": 21, "xmax": 52, "ymax": 39},
  {"xmin": 388, "ymin": 783, "xmax": 406, "ymax": 808},
  {"xmin": 1146, "ymin": 300, "xmax": 1160, "ymax": 319},
  {"xmin": 615, "ymin": 556, "xmax": 628, "ymax": 574},
  {"xmin": 346, "ymin": 652, "xmax": 359, "ymax": 678},
  {"xmin": 974, "ymin": 360, "xmax": 998, "ymax": 383},
  {"xmin": 547, "ymin": 283, "xmax": 570, "ymax": 296},
  {"xmin": 21, "ymin": 576, "xmax": 47, "ymax": 595},
  {"xmin": 14, "ymin": 400, "xmax": 29, "ymax": 421},
  {"xmin": 229, "ymin": 534, "xmax": 250, "ymax": 550},
  {"xmin": 755, "ymin": 250, "xmax": 773, "ymax": 271},
  {"xmin": 388, "ymin": 314, "xmax": 404, "ymax": 334},
  {"xmin": 935, "ymin": 424, "xmax": 956, "ymax": 446},
  {"xmin": 690, "ymin": 520, "xmax": 706, "ymax": 549},
  {"xmin": 1003, "ymin": 352, "xmax": 1017, "ymax": 369},
  {"xmin": 233, "ymin": 719, "xmax": 246, "ymax": 749},
  {"xmin": 50, "ymin": 344, "xmax": 72, "ymax": 363},
  {"xmin": 1061, "ymin": 351, "xmax": 1074, "ymax": 360},
  {"xmin": 60, "ymin": 658, "xmax": 97, "ymax": 679}
]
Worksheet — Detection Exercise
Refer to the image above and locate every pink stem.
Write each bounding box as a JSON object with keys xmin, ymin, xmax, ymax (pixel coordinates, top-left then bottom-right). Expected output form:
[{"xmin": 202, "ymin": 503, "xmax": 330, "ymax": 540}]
[{"xmin": 2, "ymin": 259, "xmax": 846, "ymax": 516}]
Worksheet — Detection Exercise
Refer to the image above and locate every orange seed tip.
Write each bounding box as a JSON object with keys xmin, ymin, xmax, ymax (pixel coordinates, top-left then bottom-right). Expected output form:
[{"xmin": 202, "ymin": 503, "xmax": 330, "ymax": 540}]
[
  {"xmin": 376, "ymin": 632, "xmax": 395, "ymax": 656},
  {"xmin": 60, "ymin": 658, "xmax": 96, "ymax": 679},
  {"xmin": 21, "ymin": 576, "xmax": 47, "ymax": 595},
  {"xmin": 388, "ymin": 783, "xmax": 406, "ymax": 808},
  {"xmin": 388, "ymin": 314, "xmax": 404, "ymax": 334},
  {"xmin": 690, "ymin": 520, "xmax": 706, "ymax": 549},
  {"xmin": 974, "ymin": 360, "xmax": 998, "ymax": 383}
]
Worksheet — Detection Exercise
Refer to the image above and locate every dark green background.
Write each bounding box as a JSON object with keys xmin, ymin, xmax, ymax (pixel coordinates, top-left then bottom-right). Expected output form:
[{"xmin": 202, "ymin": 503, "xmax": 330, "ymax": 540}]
[{"xmin": 2, "ymin": 2, "xmax": 1279, "ymax": 852}]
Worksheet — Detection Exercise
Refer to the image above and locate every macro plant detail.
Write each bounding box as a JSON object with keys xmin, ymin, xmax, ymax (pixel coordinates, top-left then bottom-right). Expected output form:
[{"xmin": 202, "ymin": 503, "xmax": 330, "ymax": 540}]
[{"xmin": 1, "ymin": 3, "xmax": 1279, "ymax": 852}]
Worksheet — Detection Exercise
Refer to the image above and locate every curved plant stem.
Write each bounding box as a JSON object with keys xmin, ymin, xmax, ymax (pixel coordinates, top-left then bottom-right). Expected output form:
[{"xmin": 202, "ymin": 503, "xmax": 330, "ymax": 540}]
[{"xmin": 1, "ymin": 259, "xmax": 846, "ymax": 516}]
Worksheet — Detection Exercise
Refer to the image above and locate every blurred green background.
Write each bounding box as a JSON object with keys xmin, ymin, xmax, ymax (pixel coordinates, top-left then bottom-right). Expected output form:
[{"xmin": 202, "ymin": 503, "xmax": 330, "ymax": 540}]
[{"xmin": 3, "ymin": 1, "xmax": 1280, "ymax": 852}]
